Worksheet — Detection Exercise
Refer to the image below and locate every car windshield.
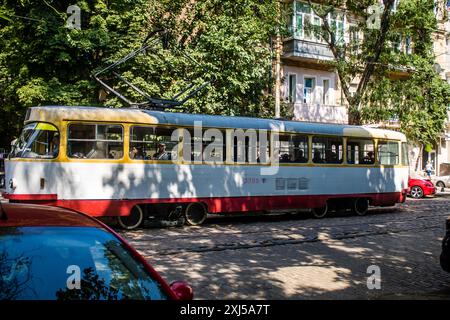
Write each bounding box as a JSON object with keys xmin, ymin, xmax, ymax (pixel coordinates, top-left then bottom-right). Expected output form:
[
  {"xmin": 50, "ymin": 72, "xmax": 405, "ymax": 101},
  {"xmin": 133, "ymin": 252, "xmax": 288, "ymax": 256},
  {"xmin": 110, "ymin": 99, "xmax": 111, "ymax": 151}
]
[
  {"xmin": 0, "ymin": 227, "xmax": 169, "ymax": 300},
  {"xmin": 10, "ymin": 122, "xmax": 59, "ymax": 159}
]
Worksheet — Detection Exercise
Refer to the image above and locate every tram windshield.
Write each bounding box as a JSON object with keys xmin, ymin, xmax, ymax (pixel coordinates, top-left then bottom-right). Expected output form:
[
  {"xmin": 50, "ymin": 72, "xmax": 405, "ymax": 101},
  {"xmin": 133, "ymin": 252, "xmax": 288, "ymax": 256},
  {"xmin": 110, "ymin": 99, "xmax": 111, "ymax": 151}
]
[{"xmin": 10, "ymin": 122, "xmax": 60, "ymax": 159}]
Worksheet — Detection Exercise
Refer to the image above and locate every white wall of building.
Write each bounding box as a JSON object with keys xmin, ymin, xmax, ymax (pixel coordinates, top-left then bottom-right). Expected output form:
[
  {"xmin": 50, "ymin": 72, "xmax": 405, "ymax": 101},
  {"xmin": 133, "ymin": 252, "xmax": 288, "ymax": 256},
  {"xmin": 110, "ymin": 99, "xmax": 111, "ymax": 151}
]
[{"xmin": 281, "ymin": 65, "xmax": 348, "ymax": 123}]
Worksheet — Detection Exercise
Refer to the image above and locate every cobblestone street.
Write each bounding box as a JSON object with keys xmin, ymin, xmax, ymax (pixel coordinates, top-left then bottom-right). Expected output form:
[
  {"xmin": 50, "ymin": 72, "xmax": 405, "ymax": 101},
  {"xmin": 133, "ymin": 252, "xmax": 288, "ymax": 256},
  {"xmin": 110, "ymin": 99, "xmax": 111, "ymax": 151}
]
[{"xmin": 122, "ymin": 196, "xmax": 450, "ymax": 300}]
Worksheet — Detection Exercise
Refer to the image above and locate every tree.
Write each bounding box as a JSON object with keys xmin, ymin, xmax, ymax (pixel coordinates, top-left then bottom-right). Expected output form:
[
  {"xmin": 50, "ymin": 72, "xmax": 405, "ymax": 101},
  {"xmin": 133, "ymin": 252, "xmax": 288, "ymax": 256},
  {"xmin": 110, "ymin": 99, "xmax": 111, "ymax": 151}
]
[
  {"xmin": 0, "ymin": 0, "xmax": 279, "ymax": 149},
  {"xmin": 361, "ymin": 0, "xmax": 450, "ymax": 148},
  {"xmin": 303, "ymin": 0, "xmax": 450, "ymax": 146},
  {"xmin": 0, "ymin": 0, "xmax": 151, "ymax": 148}
]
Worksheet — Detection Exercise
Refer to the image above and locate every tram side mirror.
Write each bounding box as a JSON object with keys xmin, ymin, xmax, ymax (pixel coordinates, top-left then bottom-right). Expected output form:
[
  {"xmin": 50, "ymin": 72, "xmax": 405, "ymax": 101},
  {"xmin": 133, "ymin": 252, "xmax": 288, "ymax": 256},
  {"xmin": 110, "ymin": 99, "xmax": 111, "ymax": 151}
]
[{"xmin": 170, "ymin": 281, "xmax": 194, "ymax": 300}]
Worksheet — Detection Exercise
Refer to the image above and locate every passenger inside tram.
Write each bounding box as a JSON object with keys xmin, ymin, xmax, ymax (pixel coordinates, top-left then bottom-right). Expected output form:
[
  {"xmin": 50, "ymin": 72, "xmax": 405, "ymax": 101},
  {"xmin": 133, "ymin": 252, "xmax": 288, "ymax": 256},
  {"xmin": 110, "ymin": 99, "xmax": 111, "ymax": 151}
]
[
  {"xmin": 152, "ymin": 142, "xmax": 170, "ymax": 160},
  {"xmin": 130, "ymin": 146, "xmax": 145, "ymax": 159},
  {"xmin": 313, "ymin": 149, "xmax": 324, "ymax": 163},
  {"xmin": 294, "ymin": 149, "xmax": 308, "ymax": 163},
  {"xmin": 325, "ymin": 150, "xmax": 340, "ymax": 164},
  {"xmin": 362, "ymin": 151, "xmax": 375, "ymax": 164}
]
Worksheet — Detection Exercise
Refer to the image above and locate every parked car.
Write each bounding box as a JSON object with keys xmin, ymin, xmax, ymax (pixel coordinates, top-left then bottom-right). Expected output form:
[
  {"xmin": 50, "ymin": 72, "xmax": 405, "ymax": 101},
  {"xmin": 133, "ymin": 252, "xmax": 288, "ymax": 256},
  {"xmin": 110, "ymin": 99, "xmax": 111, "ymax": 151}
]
[
  {"xmin": 408, "ymin": 178, "xmax": 436, "ymax": 199},
  {"xmin": 432, "ymin": 175, "xmax": 450, "ymax": 192},
  {"xmin": 0, "ymin": 202, "xmax": 193, "ymax": 300},
  {"xmin": 440, "ymin": 217, "xmax": 450, "ymax": 273}
]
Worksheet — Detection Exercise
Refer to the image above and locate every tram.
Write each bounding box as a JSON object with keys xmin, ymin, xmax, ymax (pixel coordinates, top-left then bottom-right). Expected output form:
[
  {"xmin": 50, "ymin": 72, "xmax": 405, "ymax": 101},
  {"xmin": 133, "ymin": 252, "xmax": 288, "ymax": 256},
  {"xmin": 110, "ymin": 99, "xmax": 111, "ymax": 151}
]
[{"xmin": 3, "ymin": 106, "xmax": 409, "ymax": 229}]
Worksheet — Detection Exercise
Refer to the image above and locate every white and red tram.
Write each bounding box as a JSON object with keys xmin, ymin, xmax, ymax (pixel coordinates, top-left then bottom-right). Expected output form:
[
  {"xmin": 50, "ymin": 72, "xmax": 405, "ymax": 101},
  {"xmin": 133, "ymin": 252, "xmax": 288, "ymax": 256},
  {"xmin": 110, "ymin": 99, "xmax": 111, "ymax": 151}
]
[{"xmin": 3, "ymin": 106, "xmax": 409, "ymax": 229}]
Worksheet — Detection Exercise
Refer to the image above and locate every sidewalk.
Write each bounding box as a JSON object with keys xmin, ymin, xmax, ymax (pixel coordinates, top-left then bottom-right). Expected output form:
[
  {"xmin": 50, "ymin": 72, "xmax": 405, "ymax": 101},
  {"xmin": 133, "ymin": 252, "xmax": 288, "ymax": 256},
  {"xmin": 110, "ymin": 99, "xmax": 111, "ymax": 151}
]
[{"xmin": 436, "ymin": 188, "xmax": 450, "ymax": 196}]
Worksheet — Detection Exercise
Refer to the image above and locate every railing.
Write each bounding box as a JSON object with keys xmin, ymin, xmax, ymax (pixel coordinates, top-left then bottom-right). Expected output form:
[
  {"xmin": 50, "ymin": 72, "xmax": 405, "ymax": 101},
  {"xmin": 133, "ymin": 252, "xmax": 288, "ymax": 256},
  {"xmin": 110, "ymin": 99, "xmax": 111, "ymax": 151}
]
[
  {"xmin": 292, "ymin": 103, "xmax": 348, "ymax": 124},
  {"xmin": 283, "ymin": 38, "xmax": 334, "ymax": 61}
]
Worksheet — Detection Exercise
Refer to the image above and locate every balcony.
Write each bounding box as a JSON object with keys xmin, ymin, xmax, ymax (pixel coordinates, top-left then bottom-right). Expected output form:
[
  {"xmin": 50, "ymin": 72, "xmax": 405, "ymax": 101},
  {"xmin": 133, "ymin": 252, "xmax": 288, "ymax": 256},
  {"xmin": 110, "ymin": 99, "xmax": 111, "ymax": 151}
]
[
  {"xmin": 283, "ymin": 38, "xmax": 334, "ymax": 64},
  {"xmin": 292, "ymin": 103, "xmax": 348, "ymax": 124}
]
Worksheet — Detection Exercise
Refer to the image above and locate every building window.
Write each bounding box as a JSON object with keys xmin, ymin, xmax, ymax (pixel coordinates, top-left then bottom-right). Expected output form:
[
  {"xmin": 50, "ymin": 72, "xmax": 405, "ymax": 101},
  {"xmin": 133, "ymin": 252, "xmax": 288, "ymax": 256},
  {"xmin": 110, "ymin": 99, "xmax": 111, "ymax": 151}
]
[
  {"xmin": 294, "ymin": 1, "xmax": 322, "ymax": 41},
  {"xmin": 288, "ymin": 74, "xmax": 297, "ymax": 103},
  {"xmin": 349, "ymin": 83, "xmax": 358, "ymax": 97},
  {"xmin": 405, "ymin": 36, "xmax": 412, "ymax": 54},
  {"xmin": 322, "ymin": 79, "xmax": 330, "ymax": 104},
  {"xmin": 303, "ymin": 77, "xmax": 315, "ymax": 104},
  {"xmin": 447, "ymin": 1, "xmax": 450, "ymax": 19},
  {"xmin": 392, "ymin": 0, "xmax": 400, "ymax": 12},
  {"xmin": 329, "ymin": 11, "xmax": 345, "ymax": 44},
  {"xmin": 349, "ymin": 25, "xmax": 360, "ymax": 50}
]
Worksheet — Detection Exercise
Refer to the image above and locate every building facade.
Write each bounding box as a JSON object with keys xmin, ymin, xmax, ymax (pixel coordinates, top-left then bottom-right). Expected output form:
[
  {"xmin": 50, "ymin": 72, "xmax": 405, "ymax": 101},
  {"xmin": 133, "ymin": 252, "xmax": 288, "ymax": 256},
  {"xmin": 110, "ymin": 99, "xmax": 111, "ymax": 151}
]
[{"xmin": 281, "ymin": 0, "xmax": 450, "ymax": 176}]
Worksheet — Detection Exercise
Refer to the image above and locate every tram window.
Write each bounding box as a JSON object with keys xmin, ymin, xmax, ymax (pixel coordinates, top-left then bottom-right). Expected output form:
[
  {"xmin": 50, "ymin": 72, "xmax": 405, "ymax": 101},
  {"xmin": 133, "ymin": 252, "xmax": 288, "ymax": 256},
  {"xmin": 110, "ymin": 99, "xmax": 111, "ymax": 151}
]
[
  {"xmin": 378, "ymin": 140, "xmax": 399, "ymax": 165},
  {"xmin": 67, "ymin": 124, "xmax": 123, "ymax": 159},
  {"xmin": 274, "ymin": 134, "xmax": 308, "ymax": 163},
  {"xmin": 130, "ymin": 126, "xmax": 177, "ymax": 161},
  {"xmin": 231, "ymin": 131, "xmax": 258, "ymax": 164},
  {"xmin": 10, "ymin": 122, "xmax": 60, "ymax": 159},
  {"xmin": 347, "ymin": 139, "xmax": 375, "ymax": 165},
  {"xmin": 312, "ymin": 136, "xmax": 343, "ymax": 164},
  {"xmin": 401, "ymin": 142, "xmax": 409, "ymax": 166},
  {"xmin": 180, "ymin": 128, "xmax": 227, "ymax": 163},
  {"xmin": 203, "ymin": 129, "xmax": 225, "ymax": 163},
  {"xmin": 182, "ymin": 128, "xmax": 206, "ymax": 162},
  {"xmin": 292, "ymin": 135, "xmax": 308, "ymax": 163},
  {"xmin": 274, "ymin": 135, "xmax": 290, "ymax": 163},
  {"xmin": 257, "ymin": 131, "xmax": 270, "ymax": 164}
]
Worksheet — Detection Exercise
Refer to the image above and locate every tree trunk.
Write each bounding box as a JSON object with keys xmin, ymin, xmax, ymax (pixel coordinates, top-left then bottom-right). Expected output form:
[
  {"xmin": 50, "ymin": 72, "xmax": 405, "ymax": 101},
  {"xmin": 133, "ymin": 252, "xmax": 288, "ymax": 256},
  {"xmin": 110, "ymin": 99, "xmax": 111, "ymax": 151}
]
[
  {"xmin": 348, "ymin": 104, "xmax": 362, "ymax": 125},
  {"xmin": 274, "ymin": 1, "xmax": 282, "ymax": 119}
]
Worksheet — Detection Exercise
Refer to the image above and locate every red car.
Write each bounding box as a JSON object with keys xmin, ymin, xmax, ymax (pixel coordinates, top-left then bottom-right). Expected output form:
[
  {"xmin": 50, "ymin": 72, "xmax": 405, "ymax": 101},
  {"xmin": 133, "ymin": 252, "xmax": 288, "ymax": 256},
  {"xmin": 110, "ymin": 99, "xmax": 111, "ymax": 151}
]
[
  {"xmin": 0, "ymin": 202, "xmax": 193, "ymax": 300},
  {"xmin": 408, "ymin": 178, "xmax": 436, "ymax": 199}
]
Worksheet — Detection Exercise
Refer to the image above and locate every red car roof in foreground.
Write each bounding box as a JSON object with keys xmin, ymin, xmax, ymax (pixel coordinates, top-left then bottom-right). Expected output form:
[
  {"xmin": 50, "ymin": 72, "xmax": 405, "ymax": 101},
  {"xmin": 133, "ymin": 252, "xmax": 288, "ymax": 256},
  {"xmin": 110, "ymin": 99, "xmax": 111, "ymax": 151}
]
[
  {"xmin": 0, "ymin": 202, "xmax": 104, "ymax": 228},
  {"xmin": 0, "ymin": 201, "xmax": 184, "ymax": 300}
]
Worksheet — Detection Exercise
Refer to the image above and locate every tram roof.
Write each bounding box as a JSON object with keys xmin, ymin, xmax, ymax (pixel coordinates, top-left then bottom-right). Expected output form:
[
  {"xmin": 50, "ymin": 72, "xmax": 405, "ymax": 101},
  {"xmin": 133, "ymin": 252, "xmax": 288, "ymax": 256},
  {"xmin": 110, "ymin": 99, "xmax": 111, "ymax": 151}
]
[{"xmin": 26, "ymin": 106, "xmax": 407, "ymax": 141}]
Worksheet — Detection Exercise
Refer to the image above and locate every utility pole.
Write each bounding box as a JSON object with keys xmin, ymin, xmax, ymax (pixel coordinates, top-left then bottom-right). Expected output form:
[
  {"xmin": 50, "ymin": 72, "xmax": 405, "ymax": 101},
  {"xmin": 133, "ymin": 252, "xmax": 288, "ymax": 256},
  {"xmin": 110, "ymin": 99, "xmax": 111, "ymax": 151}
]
[{"xmin": 274, "ymin": 0, "xmax": 282, "ymax": 119}]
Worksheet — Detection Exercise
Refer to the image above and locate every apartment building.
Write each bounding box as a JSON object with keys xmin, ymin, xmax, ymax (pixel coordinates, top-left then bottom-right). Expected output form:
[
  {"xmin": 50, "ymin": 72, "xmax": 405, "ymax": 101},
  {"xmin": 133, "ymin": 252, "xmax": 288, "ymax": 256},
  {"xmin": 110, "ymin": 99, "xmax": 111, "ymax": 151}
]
[
  {"xmin": 282, "ymin": 1, "xmax": 349, "ymax": 124},
  {"xmin": 281, "ymin": 0, "xmax": 450, "ymax": 175}
]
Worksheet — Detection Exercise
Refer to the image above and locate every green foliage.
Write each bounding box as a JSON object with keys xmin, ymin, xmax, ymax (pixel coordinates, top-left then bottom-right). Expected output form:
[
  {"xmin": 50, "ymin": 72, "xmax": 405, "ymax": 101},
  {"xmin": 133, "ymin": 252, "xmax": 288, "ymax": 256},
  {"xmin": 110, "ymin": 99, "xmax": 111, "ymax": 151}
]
[
  {"xmin": 0, "ymin": 0, "xmax": 150, "ymax": 147},
  {"xmin": 361, "ymin": 0, "xmax": 450, "ymax": 146},
  {"xmin": 362, "ymin": 62, "xmax": 450, "ymax": 146},
  {"xmin": 0, "ymin": 0, "xmax": 278, "ymax": 149}
]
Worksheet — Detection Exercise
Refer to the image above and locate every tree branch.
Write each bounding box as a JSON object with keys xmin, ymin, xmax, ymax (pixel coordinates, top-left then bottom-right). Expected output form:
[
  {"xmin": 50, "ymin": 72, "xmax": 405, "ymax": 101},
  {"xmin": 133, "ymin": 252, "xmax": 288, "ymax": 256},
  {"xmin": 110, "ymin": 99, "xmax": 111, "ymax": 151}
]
[{"xmin": 307, "ymin": 0, "xmax": 353, "ymax": 105}]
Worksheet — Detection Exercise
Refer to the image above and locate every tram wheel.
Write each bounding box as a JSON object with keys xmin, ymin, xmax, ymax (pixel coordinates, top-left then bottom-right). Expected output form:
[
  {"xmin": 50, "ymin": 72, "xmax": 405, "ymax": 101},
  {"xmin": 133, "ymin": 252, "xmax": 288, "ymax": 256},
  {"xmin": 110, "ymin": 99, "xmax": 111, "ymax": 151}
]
[
  {"xmin": 117, "ymin": 205, "xmax": 144, "ymax": 230},
  {"xmin": 184, "ymin": 203, "xmax": 207, "ymax": 226},
  {"xmin": 312, "ymin": 204, "xmax": 328, "ymax": 219},
  {"xmin": 352, "ymin": 198, "xmax": 369, "ymax": 216}
]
